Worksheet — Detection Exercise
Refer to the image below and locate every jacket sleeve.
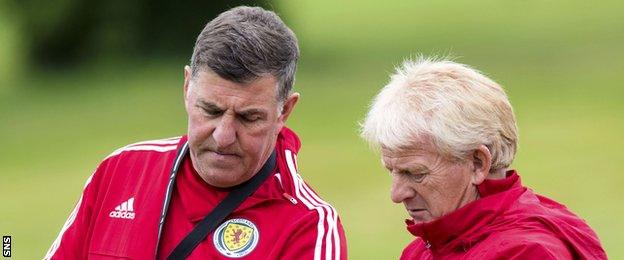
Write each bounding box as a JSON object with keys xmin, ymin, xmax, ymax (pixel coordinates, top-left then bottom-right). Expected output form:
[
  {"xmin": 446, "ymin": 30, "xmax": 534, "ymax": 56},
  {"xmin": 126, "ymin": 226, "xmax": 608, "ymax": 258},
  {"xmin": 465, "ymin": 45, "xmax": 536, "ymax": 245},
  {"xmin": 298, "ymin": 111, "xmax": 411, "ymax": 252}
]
[
  {"xmin": 44, "ymin": 163, "xmax": 105, "ymax": 259},
  {"xmin": 273, "ymin": 210, "xmax": 348, "ymax": 260},
  {"xmin": 482, "ymin": 232, "xmax": 573, "ymax": 260}
]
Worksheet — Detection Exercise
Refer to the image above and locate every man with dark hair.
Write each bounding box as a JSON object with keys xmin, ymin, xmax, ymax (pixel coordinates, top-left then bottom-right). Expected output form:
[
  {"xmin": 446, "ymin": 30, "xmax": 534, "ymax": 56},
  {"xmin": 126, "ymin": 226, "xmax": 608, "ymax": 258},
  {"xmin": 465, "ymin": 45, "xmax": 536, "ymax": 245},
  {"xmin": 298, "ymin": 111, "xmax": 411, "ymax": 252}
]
[{"xmin": 45, "ymin": 6, "xmax": 347, "ymax": 259}]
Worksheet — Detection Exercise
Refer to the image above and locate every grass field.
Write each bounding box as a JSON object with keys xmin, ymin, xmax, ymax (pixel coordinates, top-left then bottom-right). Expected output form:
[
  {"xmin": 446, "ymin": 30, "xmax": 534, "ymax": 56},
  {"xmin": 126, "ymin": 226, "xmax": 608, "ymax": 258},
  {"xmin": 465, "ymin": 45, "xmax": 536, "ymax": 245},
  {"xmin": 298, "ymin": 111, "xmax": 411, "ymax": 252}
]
[{"xmin": 1, "ymin": 1, "xmax": 623, "ymax": 259}]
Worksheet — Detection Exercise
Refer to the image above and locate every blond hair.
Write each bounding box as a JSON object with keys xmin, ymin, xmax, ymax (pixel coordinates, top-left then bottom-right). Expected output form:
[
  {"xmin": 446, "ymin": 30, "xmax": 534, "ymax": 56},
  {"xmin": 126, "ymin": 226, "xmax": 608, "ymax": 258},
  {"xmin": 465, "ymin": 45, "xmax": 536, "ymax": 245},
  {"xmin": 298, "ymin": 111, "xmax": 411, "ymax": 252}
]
[{"xmin": 361, "ymin": 57, "xmax": 518, "ymax": 171}]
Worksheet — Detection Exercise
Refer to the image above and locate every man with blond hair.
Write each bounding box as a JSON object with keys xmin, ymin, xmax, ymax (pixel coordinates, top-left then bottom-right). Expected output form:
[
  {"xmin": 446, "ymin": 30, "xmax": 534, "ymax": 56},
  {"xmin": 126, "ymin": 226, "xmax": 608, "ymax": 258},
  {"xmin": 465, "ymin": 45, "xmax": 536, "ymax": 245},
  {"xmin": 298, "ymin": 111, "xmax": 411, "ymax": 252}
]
[{"xmin": 361, "ymin": 58, "xmax": 606, "ymax": 259}]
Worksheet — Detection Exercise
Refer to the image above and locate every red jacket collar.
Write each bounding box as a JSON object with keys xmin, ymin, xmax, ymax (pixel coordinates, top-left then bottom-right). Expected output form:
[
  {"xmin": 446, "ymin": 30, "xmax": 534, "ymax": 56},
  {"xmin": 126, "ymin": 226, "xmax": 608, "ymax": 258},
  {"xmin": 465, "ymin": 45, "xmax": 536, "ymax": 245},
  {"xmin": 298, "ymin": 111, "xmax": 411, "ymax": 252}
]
[
  {"xmin": 406, "ymin": 171, "xmax": 526, "ymax": 251},
  {"xmin": 176, "ymin": 127, "xmax": 302, "ymax": 222}
]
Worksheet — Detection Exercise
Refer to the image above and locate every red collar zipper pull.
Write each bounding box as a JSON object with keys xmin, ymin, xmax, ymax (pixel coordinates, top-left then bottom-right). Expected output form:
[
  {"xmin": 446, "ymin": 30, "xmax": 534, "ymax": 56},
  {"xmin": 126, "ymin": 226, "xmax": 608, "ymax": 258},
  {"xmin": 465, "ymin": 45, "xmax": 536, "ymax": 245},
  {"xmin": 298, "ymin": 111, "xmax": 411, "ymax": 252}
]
[{"xmin": 282, "ymin": 192, "xmax": 298, "ymax": 205}]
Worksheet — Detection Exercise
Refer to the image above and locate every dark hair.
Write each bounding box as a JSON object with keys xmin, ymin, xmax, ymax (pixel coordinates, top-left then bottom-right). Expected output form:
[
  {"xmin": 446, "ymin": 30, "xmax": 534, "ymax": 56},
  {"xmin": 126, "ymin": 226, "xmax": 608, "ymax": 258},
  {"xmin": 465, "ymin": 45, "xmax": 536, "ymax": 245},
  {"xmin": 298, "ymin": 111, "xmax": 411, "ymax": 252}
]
[{"xmin": 190, "ymin": 6, "xmax": 299, "ymax": 101}]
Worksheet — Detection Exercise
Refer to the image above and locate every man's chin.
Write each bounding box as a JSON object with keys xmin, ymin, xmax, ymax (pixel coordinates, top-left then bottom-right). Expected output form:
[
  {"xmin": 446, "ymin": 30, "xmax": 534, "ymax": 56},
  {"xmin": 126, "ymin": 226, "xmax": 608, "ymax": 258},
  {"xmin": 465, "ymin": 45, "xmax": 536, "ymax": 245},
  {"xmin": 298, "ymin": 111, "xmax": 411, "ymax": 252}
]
[
  {"xmin": 209, "ymin": 180, "xmax": 241, "ymax": 188},
  {"xmin": 202, "ymin": 172, "xmax": 248, "ymax": 188},
  {"xmin": 198, "ymin": 166, "xmax": 253, "ymax": 187},
  {"xmin": 408, "ymin": 210, "xmax": 432, "ymax": 223}
]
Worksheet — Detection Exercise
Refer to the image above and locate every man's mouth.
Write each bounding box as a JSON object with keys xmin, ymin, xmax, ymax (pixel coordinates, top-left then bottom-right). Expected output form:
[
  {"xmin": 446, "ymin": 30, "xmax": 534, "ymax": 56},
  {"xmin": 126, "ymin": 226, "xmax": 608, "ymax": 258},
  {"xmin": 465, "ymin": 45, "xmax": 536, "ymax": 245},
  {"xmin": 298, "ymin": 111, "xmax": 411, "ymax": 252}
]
[
  {"xmin": 212, "ymin": 150, "xmax": 238, "ymax": 156},
  {"xmin": 203, "ymin": 149, "xmax": 241, "ymax": 162},
  {"xmin": 407, "ymin": 208, "xmax": 427, "ymax": 220},
  {"xmin": 201, "ymin": 147, "xmax": 239, "ymax": 156}
]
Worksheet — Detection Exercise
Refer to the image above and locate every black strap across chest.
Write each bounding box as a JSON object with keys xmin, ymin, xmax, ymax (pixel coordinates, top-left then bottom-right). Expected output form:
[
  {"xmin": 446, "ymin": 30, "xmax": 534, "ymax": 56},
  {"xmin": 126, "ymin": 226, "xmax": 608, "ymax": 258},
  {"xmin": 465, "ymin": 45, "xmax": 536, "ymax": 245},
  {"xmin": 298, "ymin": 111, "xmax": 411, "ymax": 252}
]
[{"xmin": 165, "ymin": 149, "xmax": 277, "ymax": 260}]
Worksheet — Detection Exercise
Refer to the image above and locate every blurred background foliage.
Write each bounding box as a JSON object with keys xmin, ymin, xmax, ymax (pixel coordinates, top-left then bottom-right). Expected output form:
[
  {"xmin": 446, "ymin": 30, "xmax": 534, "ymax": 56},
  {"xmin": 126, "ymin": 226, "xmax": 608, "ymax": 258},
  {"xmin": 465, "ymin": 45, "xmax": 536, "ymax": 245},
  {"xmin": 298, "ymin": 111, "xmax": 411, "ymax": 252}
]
[
  {"xmin": 1, "ymin": 0, "xmax": 623, "ymax": 259},
  {"xmin": 8, "ymin": 0, "xmax": 271, "ymax": 66}
]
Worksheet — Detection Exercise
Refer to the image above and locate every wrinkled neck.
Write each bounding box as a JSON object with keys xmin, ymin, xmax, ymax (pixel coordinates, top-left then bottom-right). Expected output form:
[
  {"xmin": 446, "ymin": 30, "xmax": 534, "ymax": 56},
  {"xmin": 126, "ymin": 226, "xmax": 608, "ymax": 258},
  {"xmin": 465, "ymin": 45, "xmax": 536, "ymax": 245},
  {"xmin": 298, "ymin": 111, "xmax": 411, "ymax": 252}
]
[
  {"xmin": 487, "ymin": 168, "xmax": 508, "ymax": 180},
  {"xmin": 457, "ymin": 184, "xmax": 480, "ymax": 211}
]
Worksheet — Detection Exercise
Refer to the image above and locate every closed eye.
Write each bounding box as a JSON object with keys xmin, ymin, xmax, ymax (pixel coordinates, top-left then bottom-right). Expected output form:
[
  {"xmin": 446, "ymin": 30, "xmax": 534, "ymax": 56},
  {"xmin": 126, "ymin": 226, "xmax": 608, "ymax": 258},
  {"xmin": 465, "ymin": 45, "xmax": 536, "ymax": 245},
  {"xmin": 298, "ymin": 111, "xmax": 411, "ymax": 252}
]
[
  {"xmin": 200, "ymin": 106, "xmax": 224, "ymax": 117},
  {"xmin": 398, "ymin": 170, "xmax": 427, "ymax": 183},
  {"xmin": 238, "ymin": 109, "xmax": 266, "ymax": 123},
  {"xmin": 197, "ymin": 100, "xmax": 224, "ymax": 117},
  {"xmin": 239, "ymin": 113, "xmax": 262, "ymax": 122}
]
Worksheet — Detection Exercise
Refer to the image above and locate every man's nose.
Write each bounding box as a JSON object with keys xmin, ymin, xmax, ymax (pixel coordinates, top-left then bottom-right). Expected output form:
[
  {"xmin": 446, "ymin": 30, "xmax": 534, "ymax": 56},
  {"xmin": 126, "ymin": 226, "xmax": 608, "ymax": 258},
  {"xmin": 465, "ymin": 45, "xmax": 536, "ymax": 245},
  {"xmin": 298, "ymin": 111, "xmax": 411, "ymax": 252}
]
[
  {"xmin": 212, "ymin": 115, "xmax": 237, "ymax": 149},
  {"xmin": 390, "ymin": 175, "xmax": 414, "ymax": 203}
]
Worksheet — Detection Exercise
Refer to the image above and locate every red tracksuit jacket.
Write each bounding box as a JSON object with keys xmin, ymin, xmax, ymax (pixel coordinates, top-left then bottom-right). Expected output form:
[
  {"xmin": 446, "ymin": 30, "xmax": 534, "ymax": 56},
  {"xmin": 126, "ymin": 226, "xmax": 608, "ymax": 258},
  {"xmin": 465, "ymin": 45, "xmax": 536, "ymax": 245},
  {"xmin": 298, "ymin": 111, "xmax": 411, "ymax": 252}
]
[
  {"xmin": 400, "ymin": 171, "xmax": 606, "ymax": 259},
  {"xmin": 45, "ymin": 127, "xmax": 347, "ymax": 259}
]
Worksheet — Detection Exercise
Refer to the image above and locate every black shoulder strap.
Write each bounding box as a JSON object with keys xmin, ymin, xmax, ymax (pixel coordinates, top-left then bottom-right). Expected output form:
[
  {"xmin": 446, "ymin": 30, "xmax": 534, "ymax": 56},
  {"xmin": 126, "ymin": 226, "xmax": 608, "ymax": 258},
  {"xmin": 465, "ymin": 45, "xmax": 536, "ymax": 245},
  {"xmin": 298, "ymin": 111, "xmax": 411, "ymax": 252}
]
[{"xmin": 166, "ymin": 150, "xmax": 277, "ymax": 260}]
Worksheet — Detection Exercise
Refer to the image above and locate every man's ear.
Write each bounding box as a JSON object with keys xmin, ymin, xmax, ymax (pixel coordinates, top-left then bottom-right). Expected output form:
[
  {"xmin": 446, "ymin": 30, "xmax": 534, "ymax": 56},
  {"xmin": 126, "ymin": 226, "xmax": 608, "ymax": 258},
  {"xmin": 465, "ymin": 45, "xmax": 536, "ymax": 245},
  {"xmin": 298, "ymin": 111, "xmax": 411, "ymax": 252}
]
[
  {"xmin": 183, "ymin": 66, "xmax": 192, "ymax": 111},
  {"xmin": 277, "ymin": 92, "xmax": 300, "ymax": 127},
  {"xmin": 471, "ymin": 144, "xmax": 493, "ymax": 185}
]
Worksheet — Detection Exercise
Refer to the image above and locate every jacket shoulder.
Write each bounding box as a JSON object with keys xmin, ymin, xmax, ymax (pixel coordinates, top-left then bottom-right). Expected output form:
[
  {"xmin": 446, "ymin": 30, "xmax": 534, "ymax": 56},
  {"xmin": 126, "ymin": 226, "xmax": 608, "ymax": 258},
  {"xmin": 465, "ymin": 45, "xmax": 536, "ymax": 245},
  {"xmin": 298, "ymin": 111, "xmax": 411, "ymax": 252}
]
[
  {"xmin": 474, "ymin": 229, "xmax": 572, "ymax": 259},
  {"xmin": 103, "ymin": 136, "xmax": 181, "ymax": 161},
  {"xmin": 91, "ymin": 136, "xmax": 182, "ymax": 186},
  {"xmin": 276, "ymin": 147, "xmax": 339, "ymax": 216},
  {"xmin": 400, "ymin": 238, "xmax": 431, "ymax": 260}
]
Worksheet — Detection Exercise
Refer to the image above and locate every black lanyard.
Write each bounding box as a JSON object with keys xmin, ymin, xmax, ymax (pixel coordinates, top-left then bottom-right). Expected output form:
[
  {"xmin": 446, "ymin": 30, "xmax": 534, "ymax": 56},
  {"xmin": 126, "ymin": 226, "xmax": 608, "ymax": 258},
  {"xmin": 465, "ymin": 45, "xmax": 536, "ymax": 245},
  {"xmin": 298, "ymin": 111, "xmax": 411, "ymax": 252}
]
[
  {"xmin": 154, "ymin": 141, "xmax": 189, "ymax": 256},
  {"xmin": 154, "ymin": 142, "xmax": 277, "ymax": 259}
]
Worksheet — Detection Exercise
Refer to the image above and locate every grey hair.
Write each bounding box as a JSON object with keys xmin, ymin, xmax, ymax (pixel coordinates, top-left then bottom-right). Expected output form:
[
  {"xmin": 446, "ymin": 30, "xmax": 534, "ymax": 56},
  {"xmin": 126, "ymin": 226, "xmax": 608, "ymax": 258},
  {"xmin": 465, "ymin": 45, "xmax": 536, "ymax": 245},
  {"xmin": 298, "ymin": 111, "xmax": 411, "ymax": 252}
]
[
  {"xmin": 190, "ymin": 6, "xmax": 299, "ymax": 101},
  {"xmin": 361, "ymin": 57, "xmax": 519, "ymax": 172}
]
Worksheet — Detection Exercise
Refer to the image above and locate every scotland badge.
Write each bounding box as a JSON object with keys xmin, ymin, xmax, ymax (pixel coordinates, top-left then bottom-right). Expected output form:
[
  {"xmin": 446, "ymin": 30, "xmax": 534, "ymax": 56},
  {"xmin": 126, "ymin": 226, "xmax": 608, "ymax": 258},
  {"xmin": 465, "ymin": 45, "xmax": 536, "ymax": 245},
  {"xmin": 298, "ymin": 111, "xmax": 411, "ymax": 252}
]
[{"xmin": 213, "ymin": 218, "xmax": 259, "ymax": 258}]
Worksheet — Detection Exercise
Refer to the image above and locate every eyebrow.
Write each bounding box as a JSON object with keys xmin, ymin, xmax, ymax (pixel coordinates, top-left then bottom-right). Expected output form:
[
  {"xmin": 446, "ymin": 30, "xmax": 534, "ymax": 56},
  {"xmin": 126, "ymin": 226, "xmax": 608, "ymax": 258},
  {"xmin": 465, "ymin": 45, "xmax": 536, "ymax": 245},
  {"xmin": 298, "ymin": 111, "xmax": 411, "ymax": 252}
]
[
  {"xmin": 197, "ymin": 100, "xmax": 223, "ymax": 111},
  {"xmin": 197, "ymin": 99, "xmax": 267, "ymax": 117},
  {"xmin": 385, "ymin": 162, "xmax": 429, "ymax": 173},
  {"xmin": 239, "ymin": 108, "xmax": 266, "ymax": 117},
  {"xmin": 406, "ymin": 165, "xmax": 429, "ymax": 173}
]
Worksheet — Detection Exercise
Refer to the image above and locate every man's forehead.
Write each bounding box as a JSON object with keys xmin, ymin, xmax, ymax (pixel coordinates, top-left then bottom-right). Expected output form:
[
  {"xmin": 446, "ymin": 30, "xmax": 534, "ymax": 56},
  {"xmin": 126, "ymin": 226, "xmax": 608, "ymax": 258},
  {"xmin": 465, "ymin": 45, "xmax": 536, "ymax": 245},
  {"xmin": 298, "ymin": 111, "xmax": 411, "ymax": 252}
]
[
  {"xmin": 381, "ymin": 141, "xmax": 434, "ymax": 158},
  {"xmin": 382, "ymin": 148, "xmax": 428, "ymax": 161},
  {"xmin": 380, "ymin": 143, "xmax": 437, "ymax": 167},
  {"xmin": 192, "ymin": 69, "xmax": 279, "ymax": 89},
  {"xmin": 191, "ymin": 71, "xmax": 280, "ymax": 102}
]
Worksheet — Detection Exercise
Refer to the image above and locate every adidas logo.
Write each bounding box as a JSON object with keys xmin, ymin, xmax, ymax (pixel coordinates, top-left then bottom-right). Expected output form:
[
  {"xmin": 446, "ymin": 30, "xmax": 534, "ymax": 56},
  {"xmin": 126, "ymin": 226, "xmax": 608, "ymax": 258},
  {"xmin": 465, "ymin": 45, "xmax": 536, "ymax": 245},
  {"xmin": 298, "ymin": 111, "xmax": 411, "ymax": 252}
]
[{"xmin": 109, "ymin": 197, "xmax": 136, "ymax": 219}]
